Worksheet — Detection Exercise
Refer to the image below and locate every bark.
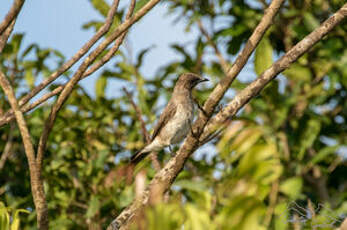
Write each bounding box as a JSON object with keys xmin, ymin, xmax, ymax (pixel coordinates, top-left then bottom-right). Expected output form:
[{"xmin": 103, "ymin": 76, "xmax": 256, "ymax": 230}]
[{"xmin": 0, "ymin": 71, "xmax": 48, "ymax": 230}]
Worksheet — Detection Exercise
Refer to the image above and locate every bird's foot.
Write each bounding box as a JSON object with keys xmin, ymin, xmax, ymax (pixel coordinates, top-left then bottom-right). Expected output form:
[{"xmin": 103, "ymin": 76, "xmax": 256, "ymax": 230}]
[
  {"xmin": 193, "ymin": 97, "xmax": 208, "ymax": 117},
  {"xmin": 189, "ymin": 121, "xmax": 200, "ymax": 140}
]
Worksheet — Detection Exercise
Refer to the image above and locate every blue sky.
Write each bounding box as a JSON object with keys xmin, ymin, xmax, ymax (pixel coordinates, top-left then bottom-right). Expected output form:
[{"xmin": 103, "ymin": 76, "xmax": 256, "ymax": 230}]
[{"xmin": 0, "ymin": 0, "xmax": 198, "ymax": 97}]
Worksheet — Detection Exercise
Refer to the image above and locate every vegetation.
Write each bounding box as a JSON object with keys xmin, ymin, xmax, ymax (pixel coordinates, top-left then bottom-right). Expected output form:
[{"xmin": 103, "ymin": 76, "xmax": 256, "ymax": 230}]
[{"xmin": 0, "ymin": 0, "xmax": 346, "ymax": 229}]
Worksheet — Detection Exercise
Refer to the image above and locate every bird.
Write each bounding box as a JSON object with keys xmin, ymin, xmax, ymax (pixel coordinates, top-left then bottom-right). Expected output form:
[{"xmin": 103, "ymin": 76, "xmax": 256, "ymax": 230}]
[{"xmin": 130, "ymin": 73, "xmax": 209, "ymax": 164}]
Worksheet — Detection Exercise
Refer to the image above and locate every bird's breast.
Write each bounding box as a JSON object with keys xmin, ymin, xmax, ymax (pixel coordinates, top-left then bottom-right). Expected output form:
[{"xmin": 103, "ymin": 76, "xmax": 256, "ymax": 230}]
[{"xmin": 161, "ymin": 102, "xmax": 194, "ymax": 145}]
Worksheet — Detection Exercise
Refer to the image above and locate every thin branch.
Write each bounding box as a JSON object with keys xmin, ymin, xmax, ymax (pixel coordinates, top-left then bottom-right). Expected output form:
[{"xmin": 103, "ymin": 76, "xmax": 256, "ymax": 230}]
[
  {"xmin": 123, "ymin": 88, "xmax": 150, "ymax": 142},
  {"xmin": 0, "ymin": 19, "xmax": 16, "ymax": 53},
  {"xmin": 36, "ymin": 0, "xmax": 161, "ymax": 172},
  {"xmin": 123, "ymin": 87, "xmax": 161, "ymax": 171},
  {"xmin": 0, "ymin": 122, "xmax": 14, "ymax": 170},
  {"xmin": 0, "ymin": 0, "xmax": 25, "ymax": 35},
  {"xmin": 197, "ymin": 20, "xmax": 229, "ymax": 75},
  {"xmin": 110, "ymin": 3, "xmax": 347, "ymax": 229},
  {"xmin": 0, "ymin": 0, "xmax": 162, "ymax": 127},
  {"xmin": 11, "ymin": 0, "xmax": 120, "ymax": 110},
  {"xmin": 0, "ymin": 71, "xmax": 48, "ymax": 230}
]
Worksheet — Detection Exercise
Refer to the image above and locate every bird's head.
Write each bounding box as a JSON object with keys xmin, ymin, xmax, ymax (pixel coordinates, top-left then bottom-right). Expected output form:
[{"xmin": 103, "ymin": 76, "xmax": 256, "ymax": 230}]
[{"xmin": 175, "ymin": 73, "xmax": 209, "ymax": 90}]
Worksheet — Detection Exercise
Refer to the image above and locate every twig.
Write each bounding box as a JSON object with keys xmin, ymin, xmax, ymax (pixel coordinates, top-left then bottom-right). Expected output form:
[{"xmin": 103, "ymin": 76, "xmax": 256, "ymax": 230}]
[
  {"xmin": 0, "ymin": 71, "xmax": 48, "ymax": 230},
  {"xmin": 110, "ymin": 3, "xmax": 347, "ymax": 229},
  {"xmin": 0, "ymin": 0, "xmax": 25, "ymax": 35},
  {"xmin": 11, "ymin": 0, "xmax": 120, "ymax": 110},
  {"xmin": 123, "ymin": 88, "xmax": 150, "ymax": 142},
  {"xmin": 0, "ymin": 122, "xmax": 14, "ymax": 170},
  {"xmin": 264, "ymin": 181, "xmax": 279, "ymax": 227},
  {"xmin": 0, "ymin": 19, "xmax": 16, "ymax": 53},
  {"xmin": 0, "ymin": 0, "xmax": 163, "ymax": 127},
  {"xmin": 123, "ymin": 87, "xmax": 161, "ymax": 171},
  {"xmin": 197, "ymin": 20, "xmax": 229, "ymax": 75},
  {"xmin": 35, "ymin": 0, "xmax": 148, "ymax": 172}
]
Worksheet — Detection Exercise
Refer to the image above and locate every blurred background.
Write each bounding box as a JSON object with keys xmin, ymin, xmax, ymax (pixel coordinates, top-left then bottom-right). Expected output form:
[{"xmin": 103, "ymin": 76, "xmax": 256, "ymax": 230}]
[{"xmin": 0, "ymin": 0, "xmax": 346, "ymax": 229}]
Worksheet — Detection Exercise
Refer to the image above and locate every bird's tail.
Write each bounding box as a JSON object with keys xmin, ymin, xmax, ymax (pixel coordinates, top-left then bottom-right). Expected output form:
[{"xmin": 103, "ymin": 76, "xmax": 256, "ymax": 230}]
[{"xmin": 130, "ymin": 149, "xmax": 151, "ymax": 165}]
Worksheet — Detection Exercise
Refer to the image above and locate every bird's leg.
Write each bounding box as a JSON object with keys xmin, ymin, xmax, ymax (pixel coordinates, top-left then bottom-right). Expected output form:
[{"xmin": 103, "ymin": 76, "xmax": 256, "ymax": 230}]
[
  {"xmin": 189, "ymin": 119, "xmax": 200, "ymax": 140},
  {"xmin": 193, "ymin": 96, "xmax": 208, "ymax": 117}
]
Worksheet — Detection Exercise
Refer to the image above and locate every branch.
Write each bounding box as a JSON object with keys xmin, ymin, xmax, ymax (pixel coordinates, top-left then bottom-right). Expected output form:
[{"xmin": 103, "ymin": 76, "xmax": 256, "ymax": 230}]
[
  {"xmin": 197, "ymin": 20, "xmax": 229, "ymax": 75},
  {"xmin": 110, "ymin": 2, "xmax": 347, "ymax": 229},
  {"xmin": 201, "ymin": 3, "xmax": 347, "ymax": 140},
  {"xmin": 0, "ymin": 0, "xmax": 25, "ymax": 35},
  {"xmin": 11, "ymin": 0, "xmax": 120, "ymax": 110},
  {"xmin": 0, "ymin": 71, "xmax": 48, "ymax": 230},
  {"xmin": 123, "ymin": 88, "xmax": 150, "ymax": 143},
  {"xmin": 123, "ymin": 87, "xmax": 161, "ymax": 171},
  {"xmin": 36, "ymin": 0, "xmax": 161, "ymax": 172},
  {"xmin": 0, "ymin": 0, "xmax": 163, "ymax": 127},
  {"xmin": 0, "ymin": 122, "xmax": 14, "ymax": 170},
  {"xmin": 0, "ymin": 19, "xmax": 16, "ymax": 53}
]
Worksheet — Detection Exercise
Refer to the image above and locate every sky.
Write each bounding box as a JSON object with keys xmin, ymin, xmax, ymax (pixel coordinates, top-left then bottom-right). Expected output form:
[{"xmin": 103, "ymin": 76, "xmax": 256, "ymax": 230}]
[{"xmin": 0, "ymin": 0, "xmax": 198, "ymax": 97}]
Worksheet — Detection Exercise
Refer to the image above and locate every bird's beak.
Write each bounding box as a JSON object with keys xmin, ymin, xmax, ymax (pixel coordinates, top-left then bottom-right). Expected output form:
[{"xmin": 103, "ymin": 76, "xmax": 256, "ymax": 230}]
[{"xmin": 200, "ymin": 78, "xmax": 209, "ymax": 83}]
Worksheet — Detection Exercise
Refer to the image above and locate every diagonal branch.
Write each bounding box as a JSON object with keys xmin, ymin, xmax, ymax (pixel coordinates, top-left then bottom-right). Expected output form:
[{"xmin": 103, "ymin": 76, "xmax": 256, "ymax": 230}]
[
  {"xmin": 0, "ymin": 0, "xmax": 25, "ymax": 35},
  {"xmin": 109, "ymin": 2, "xmax": 347, "ymax": 229},
  {"xmin": 0, "ymin": 0, "xmax": 163, "ymax": 128},
  {"xmin": 0, "ymin": 71, "xmax": 48, "ymax": 230},
  {"xmin": 12, "ymin": 0, "xmax": 120, "ymax": 109},
  {"xmin": 123, "ymin": 87, "xmax": 161, "ymax": 171},
  {"xmin": 36, "ymin": 0, "xmax": 160, "ymax": 172},
  {"xmin": 0, "ymin": 19, "xmax": 16, "ymax": 53}
]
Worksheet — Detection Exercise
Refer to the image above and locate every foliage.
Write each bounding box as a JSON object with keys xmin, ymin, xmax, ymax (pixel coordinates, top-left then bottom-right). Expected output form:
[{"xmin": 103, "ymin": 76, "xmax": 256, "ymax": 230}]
[{"xmin": 0, "ymin": 0, "xmax": 346, "ymax": 229}]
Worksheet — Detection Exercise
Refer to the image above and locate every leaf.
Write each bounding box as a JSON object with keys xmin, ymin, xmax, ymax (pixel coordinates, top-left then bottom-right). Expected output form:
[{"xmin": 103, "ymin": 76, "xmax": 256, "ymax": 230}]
[
  {"xmin": 174, "ymin": 179, "xmax": 208, "ymax": 193},
  {"xmin": 254, "ymin": 36, "xmax": 273, "ymax": 76},
  {"xmin": 89, "ymin": 0, "xmax": 110, "ymax": 17},
  {"xmin": 95, "ymin": 75, "xmax": 107, "ymax": 98},
  {"xmin": 283, "ymin": 63, "xmax": 311, "ymax": 82},
  {"xmin": 11, "ymin": 33, "xmax": 24, "ymax": 53},
  {"xmin": 309, "ymin": 145, "xmax": 339, "ymax": 165},
  {"xmin": 25, "ymin": 69, "xmax": 35, "ymax": 88},
  {"xmin": 86, "ymin": 196, "xmax": 100, "ymax": 218},
  {"xmin": 279, "ymin": 177, "xmax": 303, "ymax": 199},
  {"xmin": 0, "ymin": 203, "xmax": 10, "ymax": 230},
  {"xmin": 298, "ymin": 119, "xmax": 321, "ymax": 159},
  {"xmin": 303, "ymin": 12, "xmax": 319, "ymax": 31},
  {"xmin": 11, "ymin": 209, "xmax": 29, "ymax": 230},
  {"xmin": 134, "ymin": 0, "xmax": 150, "ymax": 13}
]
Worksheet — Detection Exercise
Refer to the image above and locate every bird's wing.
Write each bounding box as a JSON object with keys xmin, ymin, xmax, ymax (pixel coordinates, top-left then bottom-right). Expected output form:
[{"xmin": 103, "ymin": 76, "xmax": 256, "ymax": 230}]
[{"xmin": 151, "ymin": 101, "xmax": 177, "ymax": 141}]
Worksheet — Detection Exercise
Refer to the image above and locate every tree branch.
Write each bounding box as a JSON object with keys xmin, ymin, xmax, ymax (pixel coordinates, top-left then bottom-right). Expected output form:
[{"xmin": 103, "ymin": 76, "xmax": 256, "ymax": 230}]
[
  {"xmin": 0, "ymin": 122, "xmax": 14, "ymax": 170},
  {"xmin": 0, "ymin": 0, "xmax": 163, "ymax": 128},
  {"xmin": 110, "ymin": 2, "xmax": 347, "ymax": 229},
  {"xmin": 123, "ymin": 87, "xmax": 161, "ymax": 171},
  {"xmin": 0, "ymin": 19, "xmax": 16, "ymax": 53},
  {"xmin": 0, "ymin": 71, "xmax": 48, "ymax": 230},
  {"xmin": 36, "ymin": 0, "xmax": 161, "ymax": 172},
  {"xmin": 0, "ymin": 0, "xmax": 25, "ymax": 35}
]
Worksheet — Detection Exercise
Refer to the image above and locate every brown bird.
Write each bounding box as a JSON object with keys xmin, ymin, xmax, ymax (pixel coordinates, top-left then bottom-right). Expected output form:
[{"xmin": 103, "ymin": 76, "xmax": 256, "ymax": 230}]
[{"xmin": 130, "ymin": 73, "xmax": 208, "ymax": 164}]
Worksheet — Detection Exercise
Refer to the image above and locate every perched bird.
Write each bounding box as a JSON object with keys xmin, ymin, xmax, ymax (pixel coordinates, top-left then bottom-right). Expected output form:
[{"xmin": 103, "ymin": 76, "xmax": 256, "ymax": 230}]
[{"xmin": 130, "ymin": 73, "xmax": 208, "ymax": 164}]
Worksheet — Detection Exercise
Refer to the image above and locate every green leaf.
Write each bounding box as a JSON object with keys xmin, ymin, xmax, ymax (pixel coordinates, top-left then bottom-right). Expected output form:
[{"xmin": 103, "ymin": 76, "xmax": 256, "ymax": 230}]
[
  {"xmin": 86, "ymin": 196, "xmax": 100, "ymax": 218},
  {"xmin": 0, "ymin": 203, "xmax": 10, "ymax": 230},
  {"xmin": 25, "ymin": 69, "xmax": 35, "ymax": 88},
  {"xmin": 309, "ymin": 145, "xmax": 339, "ymax": 165},
  {"xmin": 254, "ymin": 37, "xmax": 273, "ymax": 76},
  {"xmin": 11, "ymin": 209, "xmax": 29, "ymax": 230},
  {"xmin": 298, "ymin": 119, "xmax": 321, "ymax": 159},
  {"xmin": 283, "ymin": 63, "xmax": 311, "ymax": 81},
  {"xmin": 134, "ymin": 0, "xmax": 150, "ymax": 13},
  {"xmin": 279, "ymin": 177, "xmax": 302, "ymax": 199},
  {"xmin": 89, "ymin": 0, "xmax": 110, "ymax": 17},
  {"xmin": 95, "ymin": 75, "xmax": 107, "ymax": 98}
]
